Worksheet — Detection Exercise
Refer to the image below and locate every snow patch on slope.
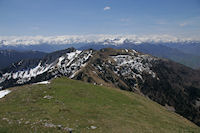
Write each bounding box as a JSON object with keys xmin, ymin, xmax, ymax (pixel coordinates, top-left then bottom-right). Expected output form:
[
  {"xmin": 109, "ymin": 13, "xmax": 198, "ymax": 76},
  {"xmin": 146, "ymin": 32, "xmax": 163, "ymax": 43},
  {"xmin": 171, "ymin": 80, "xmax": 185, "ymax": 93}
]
[
  {"xmin": 57, "ymin": 56, "xmax": 65, "ymax": 66},
  {"xmin": 111, "ymin": 51, "xmax": 157, "ymax": 80},
  {"xmin": 63, "ymin": 50, "xmax": 93, "ymax": 78},
  {"xmin": 67, "ymin": 50, "xmax": 82, "ymax": 60},
  {"xmin": 34, "ymin": 81, "xmax": 50, "ymax": 85},
  {"xmin": 0, "ymin": 89, "xmax": 11, "ymax": 99},
  {"xmin": 56, "ymin": 50, "xmax": 92, "ymax": 78}
]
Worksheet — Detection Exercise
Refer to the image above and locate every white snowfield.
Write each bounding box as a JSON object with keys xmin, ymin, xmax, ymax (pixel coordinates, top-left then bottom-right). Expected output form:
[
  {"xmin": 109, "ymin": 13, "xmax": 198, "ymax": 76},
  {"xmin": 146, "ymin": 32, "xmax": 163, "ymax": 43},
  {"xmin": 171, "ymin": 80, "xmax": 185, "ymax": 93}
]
[
  {"xmin": 0, "ymin": 89, "xmax": 11, "ymax": 99},
  {"xmin": 34, "ymin": 81, "xmax": 50, "ymax": 85}
]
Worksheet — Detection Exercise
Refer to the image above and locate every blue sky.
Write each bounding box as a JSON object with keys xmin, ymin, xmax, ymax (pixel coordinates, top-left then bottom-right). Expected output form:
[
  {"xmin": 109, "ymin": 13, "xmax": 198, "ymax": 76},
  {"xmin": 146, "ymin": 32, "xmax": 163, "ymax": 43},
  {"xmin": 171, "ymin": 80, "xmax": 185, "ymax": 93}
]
[{"xmin": 0, "ymin": 0, "xmax": 200, "ymax": 38}]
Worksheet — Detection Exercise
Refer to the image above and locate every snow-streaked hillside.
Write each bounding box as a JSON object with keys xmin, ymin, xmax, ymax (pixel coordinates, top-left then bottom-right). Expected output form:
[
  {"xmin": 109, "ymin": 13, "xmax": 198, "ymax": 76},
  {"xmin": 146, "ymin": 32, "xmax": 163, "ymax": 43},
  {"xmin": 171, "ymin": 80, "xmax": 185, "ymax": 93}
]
[
  {"xmin": 0, "ymin": 48, "xmax": 93, "ymax": 89},
  {"xmin": 0, "ymin": 48, "xmax": 158, "ymax": 90},
  {"xmin": 111, "ymin": 50, "xmax": 157, "ymax": 79}
]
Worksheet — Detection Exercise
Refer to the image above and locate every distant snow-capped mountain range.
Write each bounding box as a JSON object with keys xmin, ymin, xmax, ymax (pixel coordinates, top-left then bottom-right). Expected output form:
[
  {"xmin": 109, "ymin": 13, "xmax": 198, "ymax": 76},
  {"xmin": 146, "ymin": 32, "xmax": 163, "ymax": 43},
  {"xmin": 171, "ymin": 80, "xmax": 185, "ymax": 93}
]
[
  {"xmin": 0, "ymin": 34, "xmax": 199, "ymax": 46},
  {"xmin": 0, "ymin": 34, "xmax": 200, "ymax": 69}
]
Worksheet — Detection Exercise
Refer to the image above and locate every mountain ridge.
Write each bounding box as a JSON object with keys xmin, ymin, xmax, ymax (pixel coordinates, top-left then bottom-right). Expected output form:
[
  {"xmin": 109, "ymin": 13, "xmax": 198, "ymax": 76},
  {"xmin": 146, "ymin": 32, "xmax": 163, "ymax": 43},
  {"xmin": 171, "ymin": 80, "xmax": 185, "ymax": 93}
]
[
  {"xmin": 0, "ymin": 49, "xmax": 46, "ymax": 69},
  {"xmin": 79, "ymin": 43, "xmax": 200, "ymax": 69},
  {"xmin": 0, "ymin": 47, "xmax": 200, "ymax": 126}
]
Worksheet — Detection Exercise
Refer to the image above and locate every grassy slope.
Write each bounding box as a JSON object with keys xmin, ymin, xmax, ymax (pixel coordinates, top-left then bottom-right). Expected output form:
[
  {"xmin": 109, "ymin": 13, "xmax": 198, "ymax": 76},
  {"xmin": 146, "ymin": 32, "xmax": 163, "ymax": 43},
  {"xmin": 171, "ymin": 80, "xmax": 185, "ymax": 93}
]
[{"xmin": 0, "ymin": 77, "xmax": 199, "ymax": 133}]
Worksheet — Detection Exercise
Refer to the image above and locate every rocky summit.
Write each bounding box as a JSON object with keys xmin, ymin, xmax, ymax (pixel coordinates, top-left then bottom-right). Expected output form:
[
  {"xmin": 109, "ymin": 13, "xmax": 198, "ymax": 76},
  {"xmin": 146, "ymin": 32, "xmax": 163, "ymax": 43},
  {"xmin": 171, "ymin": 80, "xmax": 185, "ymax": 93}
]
[{"xmin": 0, "ymin": 47, "xmax": 200, "ymax": 126}]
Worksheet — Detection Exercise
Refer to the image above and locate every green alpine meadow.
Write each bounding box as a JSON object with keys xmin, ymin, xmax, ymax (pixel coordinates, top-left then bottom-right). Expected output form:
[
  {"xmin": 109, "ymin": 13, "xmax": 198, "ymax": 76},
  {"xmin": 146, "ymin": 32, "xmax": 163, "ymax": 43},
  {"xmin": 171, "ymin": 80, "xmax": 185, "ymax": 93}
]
[{"xmin": 0, "ymin": 77, "xmax": 199, "ymax": 133}]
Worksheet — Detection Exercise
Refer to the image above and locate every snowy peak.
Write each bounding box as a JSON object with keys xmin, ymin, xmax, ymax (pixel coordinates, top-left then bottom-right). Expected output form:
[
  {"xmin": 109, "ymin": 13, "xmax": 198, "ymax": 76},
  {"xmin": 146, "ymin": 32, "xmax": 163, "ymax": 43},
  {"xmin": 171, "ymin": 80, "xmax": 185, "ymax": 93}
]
[{"xmin": 0, "ymin": 48, "xmax": 93, "ymax": 88}]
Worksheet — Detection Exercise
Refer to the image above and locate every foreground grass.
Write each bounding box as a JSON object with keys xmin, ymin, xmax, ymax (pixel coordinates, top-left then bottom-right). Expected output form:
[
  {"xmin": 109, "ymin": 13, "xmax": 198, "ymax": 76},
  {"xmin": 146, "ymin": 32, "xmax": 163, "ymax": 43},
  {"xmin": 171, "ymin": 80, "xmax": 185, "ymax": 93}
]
[{"xmin": 0, "ymin": 77, "xmax": 199, "ymax": 133}]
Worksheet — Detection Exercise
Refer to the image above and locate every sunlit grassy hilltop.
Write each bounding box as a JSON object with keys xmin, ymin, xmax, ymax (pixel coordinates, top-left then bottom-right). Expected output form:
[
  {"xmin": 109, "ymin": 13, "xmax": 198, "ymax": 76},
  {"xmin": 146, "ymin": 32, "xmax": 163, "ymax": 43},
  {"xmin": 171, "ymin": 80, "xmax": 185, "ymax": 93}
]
[{"xmin": 0, "ymin": 77, "xmax": 199, "ymax": 133}]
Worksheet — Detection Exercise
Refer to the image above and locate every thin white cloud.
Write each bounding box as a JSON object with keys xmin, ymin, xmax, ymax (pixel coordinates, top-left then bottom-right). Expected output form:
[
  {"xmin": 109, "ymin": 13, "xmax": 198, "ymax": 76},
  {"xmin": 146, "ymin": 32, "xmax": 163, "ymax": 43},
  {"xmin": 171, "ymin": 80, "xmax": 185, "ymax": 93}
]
[
  {"xmin": 179, "ymin": 16, "xmax": 200, "ymax": 27},
  {"xmin": 104, "ymin": 6, "xmax": 111, "ymax": 11},
  {"xmin": 179, "ymin": 22, "xmax": 188, "ymax": 27},
  {"xmin": 120, "ymin": 18, "xmax": 130, "ymax": 22},
  {"xmin": 156, "ymin": 20, "xmax": 168, "ymax": 25},
  {"xmin": 31, "ymin": 26, "xmax": 40, "ymax": 30}
]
